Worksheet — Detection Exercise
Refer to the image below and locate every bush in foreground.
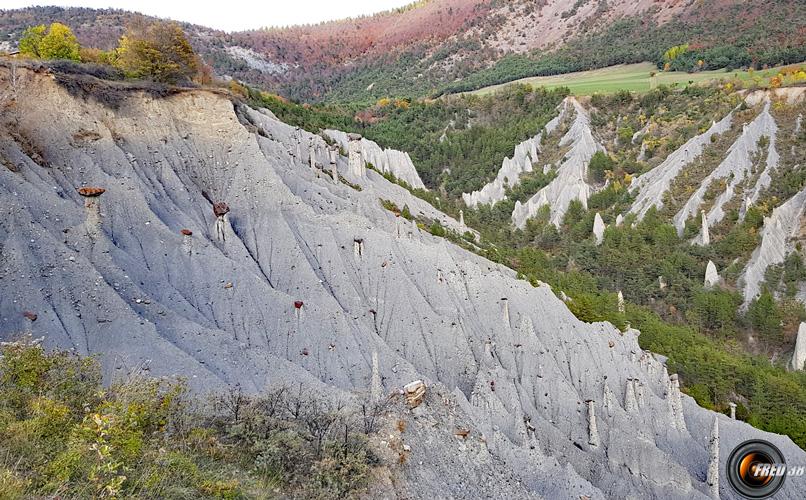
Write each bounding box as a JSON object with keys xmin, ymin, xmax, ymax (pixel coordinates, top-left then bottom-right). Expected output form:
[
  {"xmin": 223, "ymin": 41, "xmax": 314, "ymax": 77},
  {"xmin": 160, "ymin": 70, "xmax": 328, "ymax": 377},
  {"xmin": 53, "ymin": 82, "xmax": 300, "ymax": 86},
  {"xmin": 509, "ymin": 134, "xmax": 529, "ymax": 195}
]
[{"xmin": 0, "ymin": 339, "xmax": 381, "ymax": 499}]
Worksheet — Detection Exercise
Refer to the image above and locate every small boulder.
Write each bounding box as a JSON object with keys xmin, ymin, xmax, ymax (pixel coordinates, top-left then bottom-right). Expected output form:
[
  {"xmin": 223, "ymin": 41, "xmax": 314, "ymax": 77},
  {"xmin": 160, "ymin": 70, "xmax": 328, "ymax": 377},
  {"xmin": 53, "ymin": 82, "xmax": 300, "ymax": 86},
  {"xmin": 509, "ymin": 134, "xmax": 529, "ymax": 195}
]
[
  {"xmin": 213, "ymin": 202, "xmax": 230, "ymax": 217},
  {"xmin": 404, "ymin": 380, "xmax": 426, "ymax": 408},
  {"xmin": 77, "ymin": 187, "xmax": 105, "ymax": 197}
]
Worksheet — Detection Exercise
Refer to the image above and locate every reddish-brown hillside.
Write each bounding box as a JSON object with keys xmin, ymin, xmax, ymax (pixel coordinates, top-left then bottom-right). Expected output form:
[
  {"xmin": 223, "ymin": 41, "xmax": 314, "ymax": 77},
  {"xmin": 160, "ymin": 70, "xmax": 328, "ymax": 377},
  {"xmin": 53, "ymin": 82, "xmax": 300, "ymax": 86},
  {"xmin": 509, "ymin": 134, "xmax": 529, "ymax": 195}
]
[{"xmin": 234, "ymin": 0, "xmax": 492, "ymax": 68}]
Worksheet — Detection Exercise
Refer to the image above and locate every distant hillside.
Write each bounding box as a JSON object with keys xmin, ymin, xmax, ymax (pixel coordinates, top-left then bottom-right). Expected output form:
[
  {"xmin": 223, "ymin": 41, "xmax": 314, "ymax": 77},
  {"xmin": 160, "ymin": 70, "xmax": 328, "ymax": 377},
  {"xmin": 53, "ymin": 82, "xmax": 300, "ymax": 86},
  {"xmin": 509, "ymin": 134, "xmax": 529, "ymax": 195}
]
[{"xmin": 1, "ymin": 0, "xmax": 804, "ymax": 102}]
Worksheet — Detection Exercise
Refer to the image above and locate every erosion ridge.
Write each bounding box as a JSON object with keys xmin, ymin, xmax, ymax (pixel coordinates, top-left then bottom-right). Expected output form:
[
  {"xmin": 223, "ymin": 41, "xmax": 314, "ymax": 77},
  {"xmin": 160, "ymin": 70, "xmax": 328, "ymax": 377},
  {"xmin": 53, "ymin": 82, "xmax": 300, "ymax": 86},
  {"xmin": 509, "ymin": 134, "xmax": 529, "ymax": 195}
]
[
  {"xmin": 673, "ymin": 100, "xmax": 780, "ymax": 236},
  {"xmin": 628, "ymin": 111, "xmax": 735, "ymax": 221},
  {"xmin": 462, "ymin": 98, "xmax": 567, "ymax": 209},
  {"xmin": 512, "ymin": 97, "xmax": 603, "ymax": 228},
  {"xmin": 741, "ymin": 186, "xmax": 806, "ymax": 306},
  {"xmin": 1, "ymin": 63, "xmax": 805, "ymax": 498}
]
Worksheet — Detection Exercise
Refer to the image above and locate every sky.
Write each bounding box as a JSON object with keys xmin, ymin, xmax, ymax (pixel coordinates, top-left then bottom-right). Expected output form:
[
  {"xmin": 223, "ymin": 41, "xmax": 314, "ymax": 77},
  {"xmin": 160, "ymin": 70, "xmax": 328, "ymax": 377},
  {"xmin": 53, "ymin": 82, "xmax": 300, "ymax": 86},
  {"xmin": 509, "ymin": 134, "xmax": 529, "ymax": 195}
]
[{"xmin": 3, "ymin": 0, "xmax": 415, "ymax": 31}]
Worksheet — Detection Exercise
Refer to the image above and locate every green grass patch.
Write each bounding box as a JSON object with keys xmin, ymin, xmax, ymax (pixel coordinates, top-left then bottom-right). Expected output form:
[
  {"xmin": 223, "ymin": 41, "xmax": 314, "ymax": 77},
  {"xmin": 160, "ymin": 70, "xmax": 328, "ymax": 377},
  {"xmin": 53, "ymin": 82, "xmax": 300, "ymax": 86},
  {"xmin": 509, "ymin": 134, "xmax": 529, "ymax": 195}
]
[{"xmin": 466, "ymin": 62, "xmax": 801, "ymax": 97}]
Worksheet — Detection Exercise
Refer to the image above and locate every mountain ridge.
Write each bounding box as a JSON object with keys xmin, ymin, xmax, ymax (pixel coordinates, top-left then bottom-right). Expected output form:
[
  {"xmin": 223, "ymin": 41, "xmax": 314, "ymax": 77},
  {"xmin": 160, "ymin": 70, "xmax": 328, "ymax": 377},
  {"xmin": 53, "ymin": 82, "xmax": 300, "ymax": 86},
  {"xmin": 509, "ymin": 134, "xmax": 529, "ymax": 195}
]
[{"xmin": 2, "ymin": 0, "xmax": 805, "ymax": 102}]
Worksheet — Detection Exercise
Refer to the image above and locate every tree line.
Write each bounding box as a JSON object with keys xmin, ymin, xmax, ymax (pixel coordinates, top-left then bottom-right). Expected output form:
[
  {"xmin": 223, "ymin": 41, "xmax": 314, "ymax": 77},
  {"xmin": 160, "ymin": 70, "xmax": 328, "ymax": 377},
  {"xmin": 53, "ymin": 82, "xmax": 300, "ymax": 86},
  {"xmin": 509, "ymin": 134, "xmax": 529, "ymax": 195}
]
[{"xmin": 16, "ymin": 19, "xmax": 203, "ymax": 85}]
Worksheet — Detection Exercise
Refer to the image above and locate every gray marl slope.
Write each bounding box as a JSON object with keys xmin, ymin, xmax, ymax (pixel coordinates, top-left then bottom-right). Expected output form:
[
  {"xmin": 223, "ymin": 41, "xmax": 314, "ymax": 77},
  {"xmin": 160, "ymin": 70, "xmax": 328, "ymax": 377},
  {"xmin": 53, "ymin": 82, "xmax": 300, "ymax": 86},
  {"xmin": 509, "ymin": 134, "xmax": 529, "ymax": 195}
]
[{"xmin": 0, "ymin": 65, "xmax": 804, "ymax": 499}]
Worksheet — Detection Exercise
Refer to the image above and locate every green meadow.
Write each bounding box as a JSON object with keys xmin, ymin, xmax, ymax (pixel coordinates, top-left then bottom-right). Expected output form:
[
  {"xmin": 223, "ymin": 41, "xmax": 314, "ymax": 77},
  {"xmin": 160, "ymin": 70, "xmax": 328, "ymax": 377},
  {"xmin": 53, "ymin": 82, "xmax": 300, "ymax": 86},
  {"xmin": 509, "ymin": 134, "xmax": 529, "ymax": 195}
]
[{"xmin": 468, "ymin": 62, "xmax": 799, "ymax": 96}]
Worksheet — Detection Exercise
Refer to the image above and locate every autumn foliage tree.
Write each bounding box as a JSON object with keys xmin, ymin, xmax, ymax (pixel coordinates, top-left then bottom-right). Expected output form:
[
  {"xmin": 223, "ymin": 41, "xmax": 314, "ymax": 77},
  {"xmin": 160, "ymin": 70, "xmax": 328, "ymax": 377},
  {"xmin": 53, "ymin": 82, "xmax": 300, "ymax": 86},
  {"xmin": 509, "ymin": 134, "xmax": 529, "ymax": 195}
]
[
  {"xmin": 18, "ymin": 22, "xmax": 81, "ymax": 61},
  {"xmin": 114, "ymin": 20, "xmax": 198, "ymax": 84}
]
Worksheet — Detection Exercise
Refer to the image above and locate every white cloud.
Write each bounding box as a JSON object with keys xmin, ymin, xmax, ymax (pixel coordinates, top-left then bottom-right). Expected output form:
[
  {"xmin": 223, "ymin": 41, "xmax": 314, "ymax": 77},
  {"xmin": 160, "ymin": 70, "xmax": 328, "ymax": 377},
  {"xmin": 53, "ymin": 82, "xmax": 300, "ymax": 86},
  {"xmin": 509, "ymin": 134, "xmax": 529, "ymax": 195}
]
[{"xmin": 2, "ymin": 0, "xmax": 414, "ymax": 32}]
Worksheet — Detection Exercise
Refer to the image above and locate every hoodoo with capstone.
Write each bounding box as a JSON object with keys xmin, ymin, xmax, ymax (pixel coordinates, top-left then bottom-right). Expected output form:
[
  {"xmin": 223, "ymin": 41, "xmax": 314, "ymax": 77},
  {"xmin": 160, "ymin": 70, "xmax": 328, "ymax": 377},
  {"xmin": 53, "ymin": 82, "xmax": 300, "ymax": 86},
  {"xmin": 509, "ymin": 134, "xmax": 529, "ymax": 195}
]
[
  {"xmin": 77, "ymin": 186, "xmax": 105, "ymax": 238},
  {"xmin": 213, "ymin": 202, "xmax": 230, "ymax": 242},
  {"xmin": 180, "ymin": 229, "xmax": 193, "ymax": 255},
  {"xmin": 347, "ymin": 133, "xmax": 366, "ymax": 178}
]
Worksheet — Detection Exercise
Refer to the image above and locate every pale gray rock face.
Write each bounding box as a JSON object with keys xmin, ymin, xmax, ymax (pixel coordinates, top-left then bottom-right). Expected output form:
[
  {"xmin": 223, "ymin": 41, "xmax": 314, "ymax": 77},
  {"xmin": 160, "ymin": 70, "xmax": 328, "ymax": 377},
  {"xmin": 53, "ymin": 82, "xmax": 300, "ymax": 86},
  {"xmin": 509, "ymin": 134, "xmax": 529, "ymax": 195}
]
[
  {"xmin": 324, "ymin": 129, "xmax": 426, "ymax": 190},
  {"xmin": 1, "ymin": 66, "xmax": 805, "ymax": 499},
  {"xmin": 791, "ymin": 323, "xmax": 806, "ymax": 371},
  {"xmin": 593, "ymin": 212, "xmax": 606, "ymax": 245},
  {"xmin": 224, "ymin": 46, "xmax": 289, "ymax": 75},
  {"xmin": 512, "ymin": 97, "xmax": 603, "ymax": 228},
  {"xmin": 704, "ymin": 261, "xmax": 720, "ymax": 289},
  {"xmin": 628, "ymin": 112, "xmax": 733, "ymax": 221},
  {"xmin": 347, "ymin": 133, "xmax": 367, "ymax": 178},
  {"xmin": 462, "ymin": 99, "xmax": 567, "ymax": 208},
  {"xmin": 740, "ymin": 187, "xmax": 806, "ymax": 306},
  {"xmin": 673, "ymin": 102, "xmax": 778, "ymax": 235}
]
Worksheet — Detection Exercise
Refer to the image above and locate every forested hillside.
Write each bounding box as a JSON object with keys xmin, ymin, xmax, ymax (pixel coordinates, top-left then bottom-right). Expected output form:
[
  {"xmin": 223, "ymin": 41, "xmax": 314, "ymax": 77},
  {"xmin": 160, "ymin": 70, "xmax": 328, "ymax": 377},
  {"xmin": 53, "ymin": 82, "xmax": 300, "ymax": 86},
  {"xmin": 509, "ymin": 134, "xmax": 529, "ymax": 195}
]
[{"xmin": 2, "ymin": 0, "xmax": 805, "ymax": 102}]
